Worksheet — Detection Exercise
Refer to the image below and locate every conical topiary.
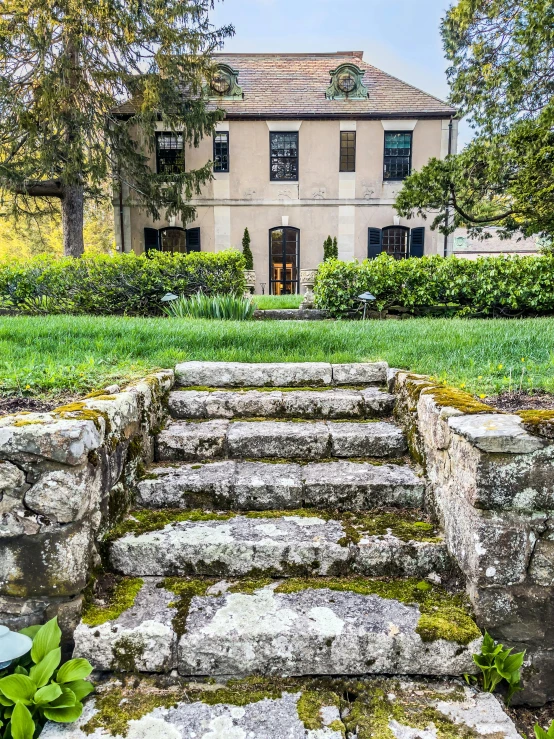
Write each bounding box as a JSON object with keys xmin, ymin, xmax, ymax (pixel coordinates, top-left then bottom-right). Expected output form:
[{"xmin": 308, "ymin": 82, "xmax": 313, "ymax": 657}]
[
  {"xmin": 242, "ymin": 227, "xmax": 254, "ymax": 270},
  {"xmin": 323, "ymin": 235, "xmax": 333, "ymax": 261}
]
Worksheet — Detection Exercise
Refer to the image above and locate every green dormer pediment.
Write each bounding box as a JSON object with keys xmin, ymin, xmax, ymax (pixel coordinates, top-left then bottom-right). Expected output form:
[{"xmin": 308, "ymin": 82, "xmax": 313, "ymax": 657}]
[
  {"xmin": 326, "ymin": 63, "xmax": 368, "ymax": 100},
  {"xmin": 206, "ymin": 64, "xmax": 243, "ymax": 100}
]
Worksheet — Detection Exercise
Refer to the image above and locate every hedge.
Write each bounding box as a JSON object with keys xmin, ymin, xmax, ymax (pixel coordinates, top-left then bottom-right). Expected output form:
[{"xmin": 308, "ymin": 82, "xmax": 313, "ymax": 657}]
[
  {"xmin": 314, "ymin": 253, "xmax": 554, "ymax": 318},
  {"xmin": 0, "ymin": 251, "xmax": 246, "ymax": 316}
]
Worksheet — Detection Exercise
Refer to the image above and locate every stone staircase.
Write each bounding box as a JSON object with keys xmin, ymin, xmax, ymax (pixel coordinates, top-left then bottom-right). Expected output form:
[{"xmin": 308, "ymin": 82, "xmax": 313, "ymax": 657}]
[{"xmin": 55, "ymin": 362, "xmax": 505, "ymax": 738}]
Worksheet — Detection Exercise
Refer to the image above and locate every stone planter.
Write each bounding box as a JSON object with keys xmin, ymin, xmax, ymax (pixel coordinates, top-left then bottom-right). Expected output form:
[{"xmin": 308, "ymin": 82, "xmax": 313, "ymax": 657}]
[
  {"xmin": 300, "ymin": 268, "xmax": 318, "ymax": 308},
  {"xmin": 244, "ymin": 269, "xmax": 256, "ymax": 296}
]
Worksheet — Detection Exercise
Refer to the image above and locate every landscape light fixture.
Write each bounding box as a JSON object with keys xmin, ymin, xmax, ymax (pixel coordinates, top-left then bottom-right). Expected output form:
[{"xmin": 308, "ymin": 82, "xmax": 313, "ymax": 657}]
[
  {"xmin": 358, "ymin": 292, "xmax": 376, "ymax": 320},
  {"xmin": 161, "ymin": 293, "xmax": 179, "ymax": 303},
  {"xmin": 0, "ymin": 625, "xmax": 32, "ymax": 669}
]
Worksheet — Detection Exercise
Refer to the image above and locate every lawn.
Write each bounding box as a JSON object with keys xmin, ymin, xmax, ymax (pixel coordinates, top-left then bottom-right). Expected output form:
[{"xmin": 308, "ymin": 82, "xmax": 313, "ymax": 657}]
[
  {"xmin": 0, "ymin": 315, "xmax": 552, "ymax": 398},
  {"xmin": 253, "ymin": 294, "xmax": 304, "ymax": 310}
]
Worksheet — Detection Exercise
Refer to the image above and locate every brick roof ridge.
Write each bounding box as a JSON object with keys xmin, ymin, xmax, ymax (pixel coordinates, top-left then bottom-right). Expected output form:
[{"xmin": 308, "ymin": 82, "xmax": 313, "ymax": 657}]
[{"xmin": 213, "ymin": 51, "xmax": 364, "ymax": 58}]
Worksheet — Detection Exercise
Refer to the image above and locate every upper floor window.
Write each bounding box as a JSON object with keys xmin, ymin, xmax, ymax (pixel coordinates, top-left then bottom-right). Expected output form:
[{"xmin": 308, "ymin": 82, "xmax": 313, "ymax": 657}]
[
  {"xmin": 270, "ymin": 132, "xmax": 298, "ymax": 181},
  {"xmin": 156, "ymin": 132, "xmax": 184, "ymax": 174},
  {"xmin": 383, "ymin": 131, "xmax": 412, "ymax": 180},
  {"xmin": 213, "ymin": 132, "xmax": 229, "ymax": 172},
  {"xmin": 340, "ymin": 131, "xmax": 356, "ymax": 172}
]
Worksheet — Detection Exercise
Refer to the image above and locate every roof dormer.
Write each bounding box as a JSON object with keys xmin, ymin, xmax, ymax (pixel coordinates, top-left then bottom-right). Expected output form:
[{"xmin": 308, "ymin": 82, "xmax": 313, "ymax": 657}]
[
  {"xmin": 208, "ymin": 63, "xmax": 243, "ymax": 99},
  {"xmin": 326, "ymin": 63, "xmax": 368, "ymax": 100}
]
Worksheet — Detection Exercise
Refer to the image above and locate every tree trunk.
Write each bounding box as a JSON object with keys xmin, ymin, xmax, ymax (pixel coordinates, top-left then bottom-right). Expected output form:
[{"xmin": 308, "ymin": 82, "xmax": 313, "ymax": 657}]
[{"xmin": 62, "ymin": 184, "xmax": 85, "ymax": 257}]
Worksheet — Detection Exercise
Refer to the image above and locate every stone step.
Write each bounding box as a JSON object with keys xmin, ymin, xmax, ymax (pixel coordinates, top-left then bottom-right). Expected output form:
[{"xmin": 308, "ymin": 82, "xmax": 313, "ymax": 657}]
[
  {"xmin": 73, "ymin": 577, "xmax": 481, "ymax": 678},
  {"xmin": 168, "ymin": 387, "xmax": 395, "ymax": 420},
  {"xmin": 107, "ymin": 511, "xmax": 450, "ymax": 579},
  {"xmin": 42, "ymin": 675, "xmax": 520, "ymax": 739},
  {"xmin": 137, "ymin": 460, "xmax": 425, "ymax": 511},
  {"xmin": 175, "ymin": 361, "xmax": 387, "ymax": 388},
  {"xmin": 155, "ymin": 420, "xmax": 407, "ymax": 462},
  {"xmin": 41, "ymin": 676, "xmax": 521, "ymax": 739}
]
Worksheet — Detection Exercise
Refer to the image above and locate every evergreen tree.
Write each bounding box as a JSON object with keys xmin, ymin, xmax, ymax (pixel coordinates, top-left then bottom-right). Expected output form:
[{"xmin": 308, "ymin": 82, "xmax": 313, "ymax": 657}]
[
  {"xmin": 0, "ymin": 0, "xmax": 233, "ymax": 256},
  {"xmin": 323, "ymin": 236, "xmax": 333, "ymax": 261},
  {"xmin": 332, "ymin": 237, "xmax": 339, "ymax": 259},
  {"xmin": 242, "ymin": 227, "xmax": 254, "ymax": 270}
]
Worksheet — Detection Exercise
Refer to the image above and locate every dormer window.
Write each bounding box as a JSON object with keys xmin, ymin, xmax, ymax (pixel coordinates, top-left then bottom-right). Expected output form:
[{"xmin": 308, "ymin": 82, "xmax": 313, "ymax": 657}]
[
  {"xmin": 208, "ymin": 64, "xmax": 242, "ymax": 99},
  {"xmin": 326, "ymin": 63, "xmax": 368, "ymax": 100}
]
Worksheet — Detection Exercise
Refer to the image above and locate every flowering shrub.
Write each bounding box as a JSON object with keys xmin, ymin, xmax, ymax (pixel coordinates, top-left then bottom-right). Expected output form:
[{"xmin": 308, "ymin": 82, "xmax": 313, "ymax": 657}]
[{"xmin": 314, "ymin": 253, "xmax": 554, "ymax": 318}]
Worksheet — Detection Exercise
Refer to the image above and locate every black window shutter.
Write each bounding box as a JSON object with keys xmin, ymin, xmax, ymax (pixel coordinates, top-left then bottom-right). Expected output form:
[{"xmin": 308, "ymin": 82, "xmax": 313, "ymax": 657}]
[
  {"xmin": 368, "ymin": 228, "xmax": 383, "ymax": 259},
  {"xmin": 410, "ymin": 227, "xmax": 425, "ymax": 258},
  {"xmin": 144, "ymin": 228, "xmax": 159, "ymax": 253},
  {"xmin": 186, "ymin": 227, "xmax": 201, "ymax": 253}
]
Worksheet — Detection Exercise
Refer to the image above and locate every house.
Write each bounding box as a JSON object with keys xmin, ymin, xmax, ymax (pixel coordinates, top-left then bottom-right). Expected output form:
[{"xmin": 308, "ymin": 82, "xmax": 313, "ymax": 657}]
[
  {"xmin": 114, "ymin": 51, "xmax": 457, "ymax": 295},
  {"xmin": 452, "ymin": 228, "xmax": 540, "ymax": 259}
]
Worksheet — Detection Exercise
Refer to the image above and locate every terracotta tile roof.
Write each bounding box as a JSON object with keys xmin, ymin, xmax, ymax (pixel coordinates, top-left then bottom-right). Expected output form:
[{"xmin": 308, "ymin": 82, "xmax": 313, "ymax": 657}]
[
  {"xmin": 114, "ymin": 52, "xmax": 455, "ymax": 118},
  {"xmin": 211, "ymin": 52, "xmax": 455, "ymax": 118}
]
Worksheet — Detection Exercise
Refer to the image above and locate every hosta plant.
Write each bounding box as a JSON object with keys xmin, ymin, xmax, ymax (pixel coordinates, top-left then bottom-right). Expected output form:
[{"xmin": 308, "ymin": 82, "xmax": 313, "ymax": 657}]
[
  {"xmin": 468, "ymin": 632, "xmax": 525, "ymax": 705},
  {"xmin": 535, "ymin": 721, "xmax": 554, "ymax": 739},
  {"xmin": 0, "ymin": 618, "xmax": 94, "ymax": 738}
]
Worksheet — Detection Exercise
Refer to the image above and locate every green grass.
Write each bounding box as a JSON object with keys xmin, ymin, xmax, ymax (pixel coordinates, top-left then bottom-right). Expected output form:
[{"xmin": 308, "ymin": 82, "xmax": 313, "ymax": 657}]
[
  {"xmin": 253, "ymin": 294, "xmax": 304, "ymax": 310},
  {"xmin": 0, "ymin": 315, "xmax": 552, "ymax": 397}
]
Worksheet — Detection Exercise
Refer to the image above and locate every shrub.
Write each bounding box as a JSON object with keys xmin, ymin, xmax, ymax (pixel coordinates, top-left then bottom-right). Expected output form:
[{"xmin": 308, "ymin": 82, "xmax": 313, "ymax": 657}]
[
  {"xmin": 163, "ymin": 292, "xmax": 256, "ymax": 320},
  {"xmin": 0, "ymin": 250, "xmax": 246, "ymax": 316},
  {"xmin": 241, "ymin": 228, "xmax": 254, "ymax": 271},
  {"xmin": 314, "ymin": 253, "xmax": 554, "ymax": 318},
  {"xmin": 0, "ymin": 618, "xmax": 94, "ymax": 738}
]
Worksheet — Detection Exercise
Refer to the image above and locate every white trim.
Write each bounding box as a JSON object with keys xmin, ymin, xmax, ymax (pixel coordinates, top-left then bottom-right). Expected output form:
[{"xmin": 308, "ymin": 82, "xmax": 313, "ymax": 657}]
[
  {"xmin": 339, "ymin": 172, "xmax": 356, "ymax": 199},
  {"xmin": 381, "ymin": 120, "xmax": 418, "ymax": 131},
  {"xmin": 338, "ymin": 205, "xmax": 356, "ymax": 261},
  {"xmin": 215, "ymin": 121, "xmax": 230, "ymax": 132},
  {"xmin": 340, "ymin": 120, "xmax": 357, "ymax": 132},
  {"xmin": 266, "ymin": 121, "xmax": 303, "ymax": 131}
]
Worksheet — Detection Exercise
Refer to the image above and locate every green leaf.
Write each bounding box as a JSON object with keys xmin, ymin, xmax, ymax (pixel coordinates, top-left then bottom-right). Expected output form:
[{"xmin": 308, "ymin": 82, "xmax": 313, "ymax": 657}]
[
  {"xmin": 63, "ymin": 680, "xmax": 94, "ymax": 702},
  {"xmin": 29, "ymin": 648, "xmax": 61, "ymax": 688},
  {"xmin": 33, "ymin": 683, "xmax": 62, "ymax": 706},
  {"xmin": 0, "ymin": 676, "xmax": 36, "ymax": 705},
  {"xmin": 42, "ymin": 701, "xmax": 83, "ymax": 723},
  {"xmin": 48, "ymin": 688, "xmax": 77, "ymax": 709},
  {"xmin": 56, "ymin": 659, "xmax": 93, "ymax": 684},
  {"xmin": 11, "ymin": 668, "xmax": 27, "ymax": 677},
  {"xmin": 10, "ymin": 702, "xmax": 35, "ymax": 739},
  {"xmin": 17, "ymin": 627, "xmax": 40, "ymax": 641},
  {"xmin": 30, "ymin": 619, "xmax": 61, "ymax": 664}
]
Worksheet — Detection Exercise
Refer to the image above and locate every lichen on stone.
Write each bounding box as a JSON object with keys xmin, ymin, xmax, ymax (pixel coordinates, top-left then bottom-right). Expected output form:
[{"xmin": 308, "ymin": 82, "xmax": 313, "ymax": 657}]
[
  {"xmin": 82, "ymin": 577, "xmax": 144, "ymax": 626},
  {"xmin": 421, "ymin": 386, "xmax": 494, "ymax": 415},
  {"xmin": 53, "ymin": 401, "xmax": 112, "ymax": 433},
  {"xmin": 105, "ymin": 508, "xmax": 236, "ymax": 540},
  {"xmin": 159, "ymin": 577, "xmax": 216, "ymax": 637},
  {"xmin": 274, "ymin": 577, "xmax": 480, "ymax": 645}
]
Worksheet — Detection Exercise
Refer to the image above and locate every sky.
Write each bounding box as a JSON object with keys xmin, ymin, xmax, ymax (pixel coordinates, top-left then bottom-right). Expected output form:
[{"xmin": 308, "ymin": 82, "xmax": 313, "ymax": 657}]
[{"xmin": 210, "ymin": 0, "xmax": 473, "ymax": 148}]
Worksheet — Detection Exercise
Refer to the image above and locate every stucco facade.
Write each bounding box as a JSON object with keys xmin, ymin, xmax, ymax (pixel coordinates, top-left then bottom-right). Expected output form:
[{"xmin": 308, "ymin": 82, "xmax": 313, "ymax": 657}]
[{"xmin": 115, "ymin": 52, "xmax": 457, "ymax": 294}]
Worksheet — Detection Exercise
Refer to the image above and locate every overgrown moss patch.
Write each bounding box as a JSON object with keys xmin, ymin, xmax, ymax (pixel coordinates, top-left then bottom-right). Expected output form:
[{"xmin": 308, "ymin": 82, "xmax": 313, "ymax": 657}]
[
  {"xmin": 53, "ymin": 401, "xmax": 112, "ymax": 433},
  {"xmin": 296, "ymin": 689, "xmax": 342, "ymax": 731},
  {"xmin": 517, "ymin": 409, "xmax": 554, "ymax": 439},
  {"xmin": 159, "ymin": 577, "xmax": 216, "ymax": 637},
  {"xmin": 104, "ymin": 509, "xmax": 235, "ymax": 540},
  {"xmin": 82, "ymin": 577, "xmax": 143, "ymax": 626},
  {"xmin": 342, "ymin": 680, "xmax": 473, "ymax": 739},
  {"xmin": 274, "ymin": 577, "xmax": 480, "ymax": 645}
]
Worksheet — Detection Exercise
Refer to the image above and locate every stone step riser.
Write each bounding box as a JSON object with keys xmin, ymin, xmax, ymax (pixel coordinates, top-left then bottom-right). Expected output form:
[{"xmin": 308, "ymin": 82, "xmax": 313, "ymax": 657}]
[
  {"xmin": 108, "ymin": 515, "xmax": 450, "ymax": 579},
  {"xmin": 74, "ymin": 579, "xmax": 481, "ymax": 679},
  {"xmin": 175, "ymin": 361, "xmax": 388, "ymax": 388},
  {"xmin": 168, "ymin": 388, "xmax": 395, "ymax": 420},
  {"xmin": 156, "ymin": 420, "xmax": 407, "ymax": 462},
  {"xmin": 137, "ymin": 461, "xmax": 425, "ymax": 511}
]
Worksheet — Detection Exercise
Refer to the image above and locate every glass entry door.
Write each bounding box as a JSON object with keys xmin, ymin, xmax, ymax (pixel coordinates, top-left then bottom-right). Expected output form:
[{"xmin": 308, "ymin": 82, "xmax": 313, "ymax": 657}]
[{"xmin": 270, "ymin": 227, "xmax": 299, "ymax": 294}]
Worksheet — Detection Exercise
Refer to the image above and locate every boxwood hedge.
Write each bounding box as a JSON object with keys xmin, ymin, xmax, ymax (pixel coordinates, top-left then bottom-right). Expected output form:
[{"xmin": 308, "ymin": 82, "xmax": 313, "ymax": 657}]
[
  {"xmin": 314, "ymin": 253, "xmax": 554, "ymax": 318},
  {"xmin": 0, "ymin": 250, "xmax": 246, "ymax": 316}
]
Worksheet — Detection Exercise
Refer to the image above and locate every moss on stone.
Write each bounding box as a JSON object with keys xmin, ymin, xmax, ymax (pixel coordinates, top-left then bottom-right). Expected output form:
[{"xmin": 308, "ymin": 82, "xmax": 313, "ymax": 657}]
[
  {"xmin": 335, "ymin": 511, "xmax": 441, "ymax": 546},
  {"xmin": 517, "ymin": 410, "xmax": 554, "ymax": 439},
  {"xmin": 228, "ymin": 577, "xmax": 274, "ymax": 594},
  {"xmin": 111, "ymin": 635, "xmax": 145, "ymax": 673},
  {"xmin": 342, "ymin": 681, "xmax": 474, "ymax": 739},
  {"xmin": 423, "ymin": 386, "xmax": 495, "ymax": 415},
  {"xmin": 105, "ymin": 508, "xmax": 235, "ymax": 540},
  {"xmin": 53, "ymin": 401, "xmax": 112, "ymax": 433},
  {"xmin": 159, "ymin": 577, "xmax": 215, "ymax": 637},
  {"xmin": 296, "ymin": 689, "xmax": 342, "ymax": 731},
  {"xmin": 12, "ymin": 419, "xmax": 45, "ymax": 426},
  {"xmin": 82, "ymin": 577, "xmax": 143, "ymax": 626},
  {"xmin": 274, "ymin": 577, "xmax": 480, "ymax": 645}
]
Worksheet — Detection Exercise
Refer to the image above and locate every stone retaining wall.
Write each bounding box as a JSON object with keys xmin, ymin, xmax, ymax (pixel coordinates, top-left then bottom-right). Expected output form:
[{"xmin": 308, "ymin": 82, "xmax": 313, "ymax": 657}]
[
  {"xmin": 392, "ymin": 371, "xmax": 554, "ymax": 706},
  {"xmin": 0, "ymin": 371, "xmax": 173, "ymax": 637}
]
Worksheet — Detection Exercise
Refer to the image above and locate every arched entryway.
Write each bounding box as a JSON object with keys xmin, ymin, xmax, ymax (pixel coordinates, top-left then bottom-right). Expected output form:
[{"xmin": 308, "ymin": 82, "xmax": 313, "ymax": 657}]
[{"xmin": 269, "ymin": 227, "xmax": 300, "ymax": 295}]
